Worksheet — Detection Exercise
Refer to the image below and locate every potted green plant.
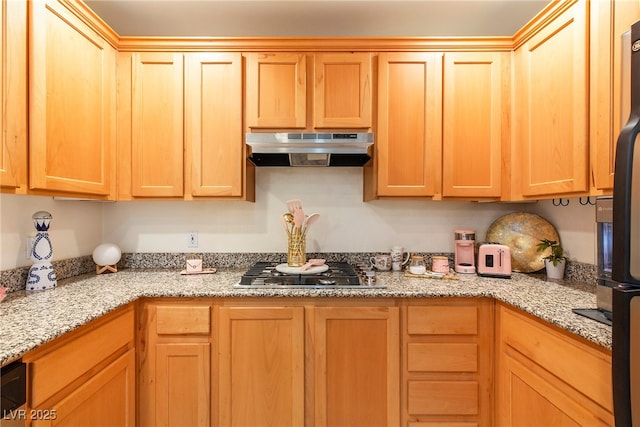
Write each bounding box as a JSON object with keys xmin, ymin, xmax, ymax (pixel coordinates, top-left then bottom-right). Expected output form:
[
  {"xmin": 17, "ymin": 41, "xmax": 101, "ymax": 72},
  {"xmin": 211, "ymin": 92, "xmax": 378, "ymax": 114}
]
[{"xmin": 536, "ymin": 239, "xmax": 566, "ymax": 280}]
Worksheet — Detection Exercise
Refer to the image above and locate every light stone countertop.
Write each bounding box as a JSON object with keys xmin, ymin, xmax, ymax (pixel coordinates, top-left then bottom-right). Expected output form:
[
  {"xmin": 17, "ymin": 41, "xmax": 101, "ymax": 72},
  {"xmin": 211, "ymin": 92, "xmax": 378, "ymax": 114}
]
[{"xmin": 0, "ymin": 268, "xmax": 611, "ymax": 366}]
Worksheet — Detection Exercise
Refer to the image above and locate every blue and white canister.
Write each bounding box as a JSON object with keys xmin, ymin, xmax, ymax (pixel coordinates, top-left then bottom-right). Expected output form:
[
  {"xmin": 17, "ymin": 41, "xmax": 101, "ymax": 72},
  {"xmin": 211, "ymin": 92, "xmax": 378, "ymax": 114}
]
[{"xmin": 26, "ymin": 211, "xmax": 57, "ymax": 291}]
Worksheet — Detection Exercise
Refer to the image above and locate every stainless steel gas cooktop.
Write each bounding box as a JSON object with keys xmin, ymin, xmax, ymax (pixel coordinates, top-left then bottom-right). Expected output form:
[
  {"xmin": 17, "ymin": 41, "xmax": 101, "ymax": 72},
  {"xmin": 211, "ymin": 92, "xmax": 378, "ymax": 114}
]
[{"xmin": 235, "ymin": 262, "xmax": 384, "ymax": 289}]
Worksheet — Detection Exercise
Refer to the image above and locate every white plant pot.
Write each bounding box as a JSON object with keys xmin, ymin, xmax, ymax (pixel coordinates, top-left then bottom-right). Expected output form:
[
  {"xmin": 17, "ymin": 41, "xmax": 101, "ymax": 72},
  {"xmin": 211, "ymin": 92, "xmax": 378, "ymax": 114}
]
[{"xmin": 545, "ymin": 258, "xmax": 566, "ymax": 280}]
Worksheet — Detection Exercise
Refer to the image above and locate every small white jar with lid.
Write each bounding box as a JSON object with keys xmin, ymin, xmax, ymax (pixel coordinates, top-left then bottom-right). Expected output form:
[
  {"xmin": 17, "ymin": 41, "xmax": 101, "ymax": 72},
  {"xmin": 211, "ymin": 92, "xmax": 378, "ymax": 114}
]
[{"xmin": 408, "ymin": 255, "xmax": 426, "ymax": 275}]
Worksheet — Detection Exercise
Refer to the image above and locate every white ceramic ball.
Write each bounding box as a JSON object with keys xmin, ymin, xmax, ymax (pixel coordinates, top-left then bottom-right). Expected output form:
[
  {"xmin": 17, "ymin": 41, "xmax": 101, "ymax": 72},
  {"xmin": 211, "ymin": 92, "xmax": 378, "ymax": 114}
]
[{"xmin": 92, "ymin": 243, "xmax": 122, "ymax": 266}]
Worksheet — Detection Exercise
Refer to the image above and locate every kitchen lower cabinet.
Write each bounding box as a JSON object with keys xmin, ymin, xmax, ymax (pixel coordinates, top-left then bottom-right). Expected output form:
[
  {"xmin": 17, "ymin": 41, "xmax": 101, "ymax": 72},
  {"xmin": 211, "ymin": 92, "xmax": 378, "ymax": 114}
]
[
  {"xmin": 22, "ymin": 304, "xmax": 135, "ymax": 427},
  {"xmin": 0, "ymin": 0, "xmax": 27, "ymax": 192},
  {"xmin": 138, "ymin": 301, "xmax": 212, "ymax": 427},
  {"xmin": 402, "ymin": 299, "xmax": 494, "ymax": 427},
  {"xmin": 495, "ymin": 303, "xmax": 614, "ymax": 426},
  {"xmin": 311, "ymin": 305, "xmax": 400, "ymax": 427},
  {"xmin": 29, "ymin": 0, "xmax": 116, "ymax": 198},
  {"xmin": 217, "ymin": 306, "xmax": 305, "ymax": 427},
  {"xmin": 513, "ymin": 0, "xmax": 589, "ymax": 198}
]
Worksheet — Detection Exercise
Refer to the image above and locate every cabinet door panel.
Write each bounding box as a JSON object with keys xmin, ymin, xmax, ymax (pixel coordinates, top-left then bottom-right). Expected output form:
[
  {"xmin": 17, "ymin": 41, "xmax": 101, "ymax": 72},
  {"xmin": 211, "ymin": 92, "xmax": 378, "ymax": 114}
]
[
  {"xmin": 496, "ymin": 304, "xmax": 614, "ymax": 426},
  {"xmin": 518, "ymin": 1, "xmax": 588, "ymax": 196},
  {"xmin": 313, "ymin": 306, "xmax": 400, "ymax": 427},
  {"xmin": 245, "ymin": 53, "xmax": 306, "ymax": 128},
  {"xmin": 314, "ymin": 52, "xmax": 372, "ymax": 128},
  {"xmin": 377, "ymin": 52, "xmax": 442, "ymax": 197},
  {"xmin": 218, "ymin": 306, "xmax": 305, "ymax": 427},
  {"xmin": 498, "ymin": 351, "xmax": 610, "ymax": 427},
  {"xmin": 38, "ymin": 350, "xmax": 135, "ymax": 427},
  {"xmin": 591, "ymin": 0, "xmax": 640, "ymax": 190},
  {"xmin": 156, "ymin": 343, "xmax": 210, "ymax": 427},
  {"xmin": 0, "ymin": 0, "xmax": 27, "ymax": 190},
  {"xmin": 443, "ymin": 52, "xmax": 505, "ymax": 198},
  {"xmin": 131, "ymin": 52, "xmax": 184, "ymax": 197},
  {"xmin": 30, "ymin": 0, "xmax": 115, "ymax": 196},
  {"xmin": 186, "ymin": 52, "xmax": 243, "ymax": 197}
]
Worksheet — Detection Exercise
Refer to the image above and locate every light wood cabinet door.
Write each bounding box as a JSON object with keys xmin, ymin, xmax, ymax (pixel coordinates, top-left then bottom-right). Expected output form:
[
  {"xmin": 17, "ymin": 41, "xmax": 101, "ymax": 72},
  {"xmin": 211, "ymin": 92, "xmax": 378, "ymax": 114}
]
[
  {"xmin": 129, "ymin": 52, "xmax": 184, "ymax": 197},
  {"xmin": 33, "ymin": 350, "xmax": 135, "ymax": 427},
  {"xmin": 314, "ymin": 52, "xmax": 372, "ymax": 128},
  {"xmin": 516, "ymin": 0, "xmax": 589, "ymax": 197},
  {"xmin": 29, "ymin": 0, "xmax": 116, "ymax": 197},
  {"xmin": 23, "ymin": 305, "xmax": 135, "ymax": 427},
  {"xmin": 245, "ymin": 52, "xmax": 307, "ymax": 129},
  {"xmin": 443, "ymin": 52, "xmax": 507, "ymax": 198},
  {"xmin": 590, "ymin": 0, "xmax": 640, "ymax": 191},
  {"xmin": 218, "ymin": 306, "xmax": 305, "ymax": 427},
  {"xmin": 185, "ymin": 52, "xmax": 243, "ymax": 197},
  {"xmin": 376, "ymin": 52, "xmax": 443, "ymax": 197},
  {"xmin": 312, "ymin": 306, "xmax": 400, "ymax": 427},
  {"xmin": 0, "ymin": 0, "xmax": 27, "ymax": 191},
  {"xmin": 138, "ymin": 303, "xmax": 212, "ymax": 427},
  {"xmin": 155, "ymin": 343, "xmax": 210, "ymax": 427},
  {"xmin": 496, "ymin": 304, "xmax": 614, "ymax": 426}
]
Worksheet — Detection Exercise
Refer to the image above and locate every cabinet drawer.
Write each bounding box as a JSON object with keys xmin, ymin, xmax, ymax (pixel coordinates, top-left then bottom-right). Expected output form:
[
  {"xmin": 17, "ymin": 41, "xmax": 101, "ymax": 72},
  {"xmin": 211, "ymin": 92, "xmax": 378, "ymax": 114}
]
[
  {"xmin": 156, "ymin": 305, "xmax": 210, "ymax": 335},
  {"xmin": 408, "ymin": 380, "xmax": 478, "ymax": 415},
  {"xmin": 27, "ymin": 307, "xmax": 134, "ymax": 408},
  {"xmin": 499, "ymin": 306, "xmax": 613, "ymax": 412},
  {"xmin": 407, "ymin": 306, "xmax": 478, "ymax": 335},
  {"xmin": 408, "ymin": 343, "xmax": 478, "ymax": 372}
]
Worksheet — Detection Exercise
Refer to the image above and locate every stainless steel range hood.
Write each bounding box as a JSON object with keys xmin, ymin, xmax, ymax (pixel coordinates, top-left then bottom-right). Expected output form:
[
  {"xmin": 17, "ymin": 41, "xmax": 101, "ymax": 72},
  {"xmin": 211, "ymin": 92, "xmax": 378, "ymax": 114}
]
[{"xmin": 246, "ymin": 132, "xmax": 373, "ymax": 166}]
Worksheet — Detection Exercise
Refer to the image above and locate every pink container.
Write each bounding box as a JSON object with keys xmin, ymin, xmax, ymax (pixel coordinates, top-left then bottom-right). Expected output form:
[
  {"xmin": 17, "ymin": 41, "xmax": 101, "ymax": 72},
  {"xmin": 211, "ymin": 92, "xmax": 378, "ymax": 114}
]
[{"xmin": 432, "ymin": 256, "xmax": 450, "ymax": 274}]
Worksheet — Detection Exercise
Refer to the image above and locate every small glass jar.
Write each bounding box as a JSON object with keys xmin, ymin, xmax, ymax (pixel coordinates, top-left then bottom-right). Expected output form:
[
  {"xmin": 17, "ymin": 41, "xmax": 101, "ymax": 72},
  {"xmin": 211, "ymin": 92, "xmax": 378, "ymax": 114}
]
[{"xmin": 409, "ymin": 255, "xmax": 426, "ymax": 275}]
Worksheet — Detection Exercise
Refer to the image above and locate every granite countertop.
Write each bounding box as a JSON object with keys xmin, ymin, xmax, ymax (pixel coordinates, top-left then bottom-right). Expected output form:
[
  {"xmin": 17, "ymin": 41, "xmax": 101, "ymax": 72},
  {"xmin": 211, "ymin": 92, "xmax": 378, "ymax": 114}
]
[{"xmin": 0, "ymin": 268, "xmax": 611, "ymax": 366}]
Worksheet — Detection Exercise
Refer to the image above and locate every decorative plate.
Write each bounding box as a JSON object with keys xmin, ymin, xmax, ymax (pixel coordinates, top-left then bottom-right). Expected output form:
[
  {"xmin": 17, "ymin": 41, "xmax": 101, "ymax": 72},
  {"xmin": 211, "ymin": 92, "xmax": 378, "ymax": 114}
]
[
  {"xmin": 275, "ymin": 263, "xmax": 329, "ymax": 275},
  {"xmin": 485, "ymin": 212, "xmax": 560, "ymax": 273}
]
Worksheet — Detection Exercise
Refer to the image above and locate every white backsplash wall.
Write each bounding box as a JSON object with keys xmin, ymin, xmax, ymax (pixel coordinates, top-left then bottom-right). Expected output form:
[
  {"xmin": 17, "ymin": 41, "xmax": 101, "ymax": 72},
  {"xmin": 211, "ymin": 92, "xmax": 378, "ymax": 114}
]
[
  {"xmin": 525, "ymin": 197, "xmax": 597, "ymax": 264},
  {"xmin": 0, "ymin": 169, "xmax": 599, "ymax": 271},
  {"xmin": 101, "ymin": 168, "xmax": 596, "ymax": 262},
  {"xmin": 0, "ymin": 194, "xmax": 104, "ymax": 270}
]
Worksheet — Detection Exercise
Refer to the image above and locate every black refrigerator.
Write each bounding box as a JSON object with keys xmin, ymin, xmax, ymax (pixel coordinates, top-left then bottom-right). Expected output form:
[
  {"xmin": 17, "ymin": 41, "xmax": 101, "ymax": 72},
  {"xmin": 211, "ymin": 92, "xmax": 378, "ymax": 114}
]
[{"xmin": 612, "ymin": 20, "xmax": 640, "ymax": 427}]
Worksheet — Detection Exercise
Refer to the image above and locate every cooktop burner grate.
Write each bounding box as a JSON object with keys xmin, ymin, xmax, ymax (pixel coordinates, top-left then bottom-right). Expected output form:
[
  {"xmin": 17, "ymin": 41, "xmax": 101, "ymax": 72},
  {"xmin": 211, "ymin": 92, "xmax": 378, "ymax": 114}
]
[{"xmin": 236, "ymin": 262, "xmax": 383, "ymax": 289}]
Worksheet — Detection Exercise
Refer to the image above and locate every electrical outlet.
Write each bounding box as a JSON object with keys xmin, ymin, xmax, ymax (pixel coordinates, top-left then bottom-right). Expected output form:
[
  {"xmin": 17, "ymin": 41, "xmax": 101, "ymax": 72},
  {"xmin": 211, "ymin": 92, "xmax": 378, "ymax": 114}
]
[
  {"xmin": 25, "ymin": 236, "xmax": 34, "ymax": 259},
  {"xmin": 188, "ymin": 231, "xmax": 198, "ymax": 248}
]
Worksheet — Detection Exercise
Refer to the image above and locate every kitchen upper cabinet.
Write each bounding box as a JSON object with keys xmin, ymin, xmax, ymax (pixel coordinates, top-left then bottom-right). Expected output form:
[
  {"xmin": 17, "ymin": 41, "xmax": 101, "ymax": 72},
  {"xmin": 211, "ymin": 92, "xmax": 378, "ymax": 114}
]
[
  {"xmin": 312, "ymin": 305, "xmax": 400, "ymax": 427},
  {"xmin": 29, "ymin": 0, "xmax": 116, "ymax": 197},
  {"xmin": 514, "ymin": 0, "xmax": 589, "ymax": 198},
  {"xmin": 118, "ymin": 51, "xmax": 249, "ymax": 200},
  {"xmin": 23, "ymin": 304, "xmax": 135, "ymax": 426},
  {"xmin": 245, "ymin": 52, "xmax": 372, "ymax": 130},
  {"xmin": 185, "ymin": 52, "xmax": 244, "ymax": 198},
  {"xmin": 313, "ymin": 52, "xmax": 372, "ymax": 128},
  {"xmin": 403, "ymin": 299, "xmax": 494, "ymax": 426},
  {"xmin": 138, "ymin": 302, "xmax": 212, "ymax": 427},
  {"xmin": 118, "ymin": 52, "xmax": 184, "ymax": 198},
  {"xmin": 496, "ymin": 304, "xmax": 614, "ymax": 426},
  {"xmin": 443, "ymin": 52, "xmax": 508, "ymax": 199},
  {"xmin": 245, "ymin": 52, "xmax": 307, "ymax": 129},
  {"xmin": 0, "ymin": 0, "xmax": 27, "ymax": 192},
  {"xmin": 590, "ymin": 0, "xmax": 640, "ymax": 191},
  {"xmin": 374, "ymin": 52, "xmax": 443, "ymax": 198},
  {"xmin": 218, "ymin": 306, "xmax": 305, "ymax": 427}
]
